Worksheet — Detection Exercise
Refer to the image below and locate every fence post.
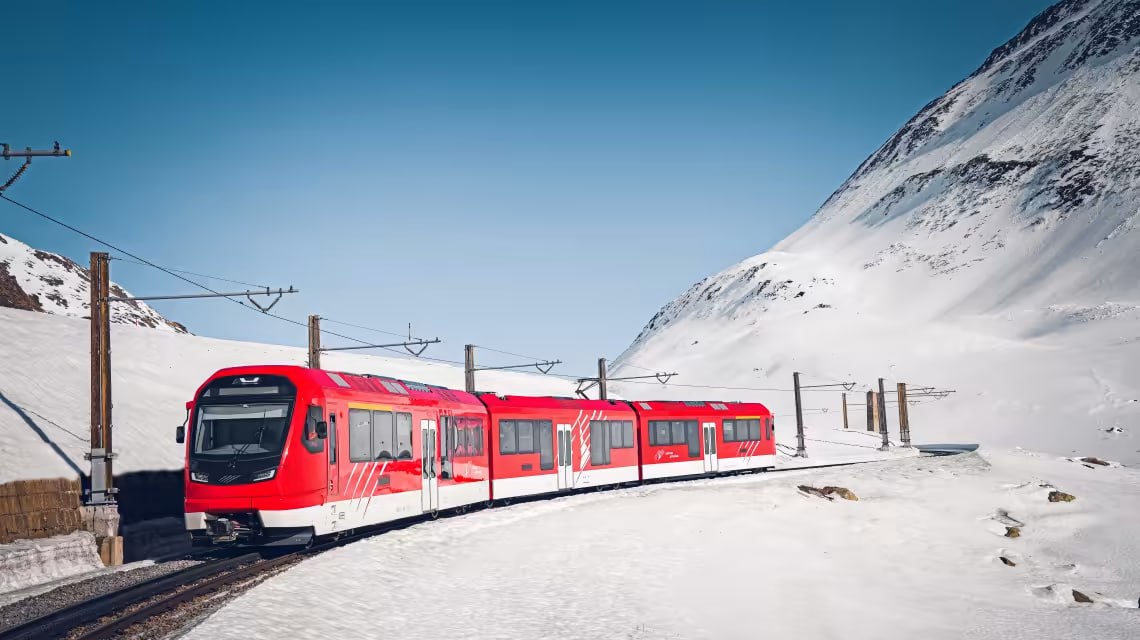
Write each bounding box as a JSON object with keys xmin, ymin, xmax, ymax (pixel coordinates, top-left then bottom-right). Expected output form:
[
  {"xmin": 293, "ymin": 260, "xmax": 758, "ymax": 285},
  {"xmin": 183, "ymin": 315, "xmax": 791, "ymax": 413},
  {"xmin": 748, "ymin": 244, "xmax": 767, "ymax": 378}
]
[
  {"xmin": 898, "ymin": 382, "xmax": 911, "ymax": 447},
  {"xmin": 878, "ymin": 378, "xmax": 889, "ymax": 451},
  {"xmin": 793, "ymin": 372, "xmax": 806, "ymax": 457}
]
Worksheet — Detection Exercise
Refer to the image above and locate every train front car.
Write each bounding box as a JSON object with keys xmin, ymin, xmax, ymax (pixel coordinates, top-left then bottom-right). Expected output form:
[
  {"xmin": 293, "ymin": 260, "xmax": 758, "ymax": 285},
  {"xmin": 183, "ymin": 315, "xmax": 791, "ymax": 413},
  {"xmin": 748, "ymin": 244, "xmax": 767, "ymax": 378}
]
[
  {"xmin": 181, "ymin": 366, "xmax": 331, "ymax": 547},
  {"xmin": 631, "ymin": 400, "xmax": 776, "ymax": 481}
]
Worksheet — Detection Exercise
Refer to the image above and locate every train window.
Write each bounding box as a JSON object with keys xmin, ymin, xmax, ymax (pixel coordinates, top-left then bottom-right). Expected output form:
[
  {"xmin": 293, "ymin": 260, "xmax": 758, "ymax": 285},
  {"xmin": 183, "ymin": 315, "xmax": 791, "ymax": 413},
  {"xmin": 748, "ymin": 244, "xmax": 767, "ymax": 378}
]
[
  {"xmin": 623, "ymin": 421, "xmax": 635, "ymax": 448},
  {"xmin": 538, "ymin": 422, "xmax": 554, "ymax": 470},
  {"xmin": 589, "ymin": 420, "xmax": 610, "ymax": 465},
  {"xmin": 723, "ymin": 419, "xmax": 737, "ymax": 442},
  {"xmin": 395, "ymin": 412, "xmax": 413, "ymax": 459},
  {"xmin": 372, "ymin": 411, "xmax": 395, "ymax": 460},
  {"xmin": 671, "ymin": 421, "xmax": 686, "ymax": 445},
  {"xmin": 748, "ymin": 419, "xmax": 761, "ymax": 441},
  {"xmin": 474, "ymin": 422, "xmax": 484, "ymax": 455},
  {"xmin": 649, "ymin": 421, "xmax": 670, "ymax": 446},
  {"xmin": 328, "ymin": 413, "xmax": 337, "ymax": 464},
  {"xmin": 685, "ymin": 421, "xmax": 700, "ymax": 458},
  {"xmin": 766, "ymin": 417, "xmax": 773, "ymax": 440},
  {"xmin": 517, "ymin": 421, "xmax": 535, "ymax": 454},
  {"xmin": 348, "ymin": 409, "xmax": 371, "ymax": 462},
  {"xmin": 609, "ymin": 422, "xmax": 623, "ymax": 449},
  {"xmin": 500, "ymin": 421, "xmax": 517, "ymax": 454},
  {"xmin": 302, "ymin": 406, "xmax": 325, "ymax": 454}
]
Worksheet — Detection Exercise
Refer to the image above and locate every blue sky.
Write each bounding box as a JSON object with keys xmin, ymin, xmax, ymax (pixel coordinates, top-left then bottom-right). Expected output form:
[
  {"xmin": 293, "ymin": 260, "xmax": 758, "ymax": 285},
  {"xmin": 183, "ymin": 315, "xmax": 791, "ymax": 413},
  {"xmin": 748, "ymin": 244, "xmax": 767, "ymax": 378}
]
[{"xmin": 2, "ymin": 0, "xmax": 1053, "ymax": 375}]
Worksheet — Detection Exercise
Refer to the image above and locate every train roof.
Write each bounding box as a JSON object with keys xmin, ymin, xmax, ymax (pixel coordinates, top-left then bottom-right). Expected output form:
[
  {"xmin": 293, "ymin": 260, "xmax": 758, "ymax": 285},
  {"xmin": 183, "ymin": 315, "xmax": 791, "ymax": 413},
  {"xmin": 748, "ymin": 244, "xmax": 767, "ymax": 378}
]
[
  {"xmin": 629, "ymin": 399, "xmax": 771, "ymax": 416},
  {"xmin": 198, "ymin": 365, "xmax": 483, "ymax": 407},
  {"xmin": 476, "ymin": 393, "xmax": 633, "ymax": 412}
]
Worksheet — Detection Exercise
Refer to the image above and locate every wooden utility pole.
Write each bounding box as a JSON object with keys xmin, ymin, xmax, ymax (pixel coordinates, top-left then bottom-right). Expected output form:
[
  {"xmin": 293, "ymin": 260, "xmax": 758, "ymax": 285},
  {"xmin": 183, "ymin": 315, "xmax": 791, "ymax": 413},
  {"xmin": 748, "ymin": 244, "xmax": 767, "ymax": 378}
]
[
  {"xmin": 464, "ymin": 344, "xmax": 476, "ymax": 393},
  {"xmin": 841, "ymin": 392, "xmax": 849, "ymax": 429},
  {"xmin": 88, "ymin": 252, "xmax": 115, "ymax": 505},
  {"xmin": 877, "ymin": 377, "xmax": 889, "ymax": 451},
  {"xmin": 793, "ymin": 372, "xmax": 806, "ymax": 457},
  {"xmin": 897, "ymin": 382, "xmax": 912, "ymax": 447},
  {"xmin": 597, "ymin": 358, "xmax": 608, "ymax": 400},
  {"xmin": 866, "ymin": 391, "xmax": 877, "ymax": 432},
  {"xmin": 307, "ymin": 315, "xmax": 322, "ymax": 369}
]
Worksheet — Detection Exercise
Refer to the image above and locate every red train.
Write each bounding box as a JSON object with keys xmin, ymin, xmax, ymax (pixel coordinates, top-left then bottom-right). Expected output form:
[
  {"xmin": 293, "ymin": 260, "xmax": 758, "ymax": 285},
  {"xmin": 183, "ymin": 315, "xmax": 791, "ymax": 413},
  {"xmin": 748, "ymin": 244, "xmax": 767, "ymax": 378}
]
[{"xmin": 179, "ymin": 365, "xmax": 776, "ymax": 546}]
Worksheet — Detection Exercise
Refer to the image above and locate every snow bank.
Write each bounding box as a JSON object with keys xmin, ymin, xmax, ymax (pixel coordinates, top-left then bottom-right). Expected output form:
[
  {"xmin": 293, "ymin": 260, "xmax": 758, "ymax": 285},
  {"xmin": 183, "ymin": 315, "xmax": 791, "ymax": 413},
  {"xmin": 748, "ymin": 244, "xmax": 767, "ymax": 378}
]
[
  {"xmin": 186, "ymin": 449, "xmax": 1140, "ymax": 639},
  {"xmin": 0, "ymin": 531, "xmax": 102, "ymax": 595}
]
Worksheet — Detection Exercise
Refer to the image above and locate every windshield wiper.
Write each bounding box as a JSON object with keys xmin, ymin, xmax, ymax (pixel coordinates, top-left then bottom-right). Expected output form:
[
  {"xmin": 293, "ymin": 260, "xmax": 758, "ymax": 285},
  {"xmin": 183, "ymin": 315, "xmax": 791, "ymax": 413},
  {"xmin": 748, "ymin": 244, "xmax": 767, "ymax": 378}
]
[{"xmin": 227, "ymin": 408, "xmax": 271, "ymax": 468}]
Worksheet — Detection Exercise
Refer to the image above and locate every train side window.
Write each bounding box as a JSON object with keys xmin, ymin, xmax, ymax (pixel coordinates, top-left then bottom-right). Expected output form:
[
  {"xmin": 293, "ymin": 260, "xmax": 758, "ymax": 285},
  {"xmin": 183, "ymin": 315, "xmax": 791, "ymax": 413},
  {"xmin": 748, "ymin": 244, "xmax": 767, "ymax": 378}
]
[
  {"xmin": 671, "ymin": 421, "xmax": 686, "ymax": 445},
  {"xmin": 684, "ymin": 421, "xmax": 700, "ymax": 458},
  {"xmin": 328, "ymin": 413, "xmax": 337, "ymax": 463},
  {"xmin": 622, "ymin": 421, "xmax": 634, "ymax": 448},
  {"xmin": 372, "ymin": 411, "xmax": 395, "ymax": 460},
  {"xmin": 537, "ymin": 421, "xmax": 554, "ymax": 470},
  {"xmin": 500, "ymin": 420, "xmax": 517, "ymax": 454},
  {"xmin": 348, "ymin": 409, "xmax": 371, "ymax": 462},
  {"xmin": 589, "ymin": 420, "xmax": 611, "ymax": 465},
  {"xmin": 474, "ymin": 422, "xmax": 484, "ymax": 455},
  {"xmin": 609, "ymin": 421, "xmax": 623, "ymax": 449},
  {"xmin": 395, "ymin": 412, "xmax": 413, "ymax": 459},
  {"xmin": 724, "ymin": 419, "xmax": 737, "ymax": 442},
  {"xmin": 517, "ymin": 420, "xmax": 535, "ymax": 454},
  {"xmin": 650, "ymin": 421, "xmax": 670, "ymax": 446},
  {"xmin": 748, "ymin": 419, "xmax": 761, "ymax": 441}
]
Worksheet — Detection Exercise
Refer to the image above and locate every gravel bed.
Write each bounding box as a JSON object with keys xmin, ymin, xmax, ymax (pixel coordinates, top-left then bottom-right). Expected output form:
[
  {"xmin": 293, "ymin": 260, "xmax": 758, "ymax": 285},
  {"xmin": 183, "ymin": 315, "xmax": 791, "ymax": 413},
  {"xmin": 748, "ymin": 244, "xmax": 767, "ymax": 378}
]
[{"xmin": 0, "ymin": 559, "xmax": 202, "ymax": 632}]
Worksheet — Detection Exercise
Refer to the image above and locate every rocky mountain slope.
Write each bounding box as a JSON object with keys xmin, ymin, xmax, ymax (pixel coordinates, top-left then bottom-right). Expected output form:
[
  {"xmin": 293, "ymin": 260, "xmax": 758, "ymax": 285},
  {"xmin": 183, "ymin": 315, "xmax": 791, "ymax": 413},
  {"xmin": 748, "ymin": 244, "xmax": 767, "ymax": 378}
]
[
  {"xmin": 614, "ymin": 0, "xmax": 1140, "ymax": 462},
  {"xmin": 0, "ymin": 231, "xmax": 188, "ymax": 333}
]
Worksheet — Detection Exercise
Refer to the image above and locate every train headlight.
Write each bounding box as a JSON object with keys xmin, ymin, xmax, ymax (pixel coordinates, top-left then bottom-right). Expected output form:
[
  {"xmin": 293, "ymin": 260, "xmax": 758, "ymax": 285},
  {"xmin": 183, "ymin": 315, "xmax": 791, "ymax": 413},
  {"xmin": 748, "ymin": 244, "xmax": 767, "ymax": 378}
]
[
  {"xmin": 251, "ymin": 468, "xmax": 277, "ymax": 482},
  {"xmin": 190, "ymin": 472, "xmax": 209, "ymax": 483}
]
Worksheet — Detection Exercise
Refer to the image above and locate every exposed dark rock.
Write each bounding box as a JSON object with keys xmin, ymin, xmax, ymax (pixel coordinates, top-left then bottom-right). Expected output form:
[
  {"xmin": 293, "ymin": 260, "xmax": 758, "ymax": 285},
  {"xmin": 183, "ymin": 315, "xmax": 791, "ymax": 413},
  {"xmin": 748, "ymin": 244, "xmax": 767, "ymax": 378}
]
[
  {"xmin": 1005, "ymin": 526, "xmax": 1022, "ymax": 538},
  {"xmin": 0, "ymin": 261, "xmax": 44, "ymax": 312},
  {"xmin": 1080, "ymin": 456, "xmax": 1110, "ymax": 466},
  {"xmin": 1072, "ymin": 589, "xmax": 1093, "ymax": 603},
  {"xmin": 1048, "ymin": 490, "xmax": 1077, "ymax": 502},
  {"xmin": 1000, "ymin": 556, "xmax": 1017, "ymax": 567}
]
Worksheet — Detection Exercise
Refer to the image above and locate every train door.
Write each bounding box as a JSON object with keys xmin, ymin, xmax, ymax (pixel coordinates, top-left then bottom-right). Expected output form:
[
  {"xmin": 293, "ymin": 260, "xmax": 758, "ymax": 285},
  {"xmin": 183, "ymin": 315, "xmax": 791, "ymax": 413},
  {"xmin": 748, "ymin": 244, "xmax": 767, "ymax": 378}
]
[
  {"xmin": 324, "ymin": 406, "xmax": 343, "ymax": 532},
  {"xmin": 556, "ymin": 423, "xmax": 573, "ymax": 489},
  {"xmin": 702, "ymin": 421, "xmax": 719, "ymax": 473},
  {"xmin": 420, "ymin": 419, "xmax": 439, "ymax": 512}
]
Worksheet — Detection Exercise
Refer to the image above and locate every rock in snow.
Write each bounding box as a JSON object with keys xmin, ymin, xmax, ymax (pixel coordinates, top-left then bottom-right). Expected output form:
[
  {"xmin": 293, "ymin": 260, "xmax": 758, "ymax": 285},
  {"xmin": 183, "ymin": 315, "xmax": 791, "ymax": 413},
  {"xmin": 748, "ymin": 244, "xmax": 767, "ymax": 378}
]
[
  {"xmin": 0, "ymin": 231, "xmax": 187, "ymax": 334},
  {"xmin": 614, "ymin": 0, "xmax": 1140, "ymax": 463}
]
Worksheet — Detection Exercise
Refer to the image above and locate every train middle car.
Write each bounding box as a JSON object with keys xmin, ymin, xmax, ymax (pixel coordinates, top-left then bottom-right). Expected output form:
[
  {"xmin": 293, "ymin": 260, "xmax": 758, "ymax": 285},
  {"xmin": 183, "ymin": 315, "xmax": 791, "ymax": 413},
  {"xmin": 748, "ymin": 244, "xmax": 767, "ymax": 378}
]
[{"xmin": 181, "ymin": 365, "xmax": 774, "ymax": 547}]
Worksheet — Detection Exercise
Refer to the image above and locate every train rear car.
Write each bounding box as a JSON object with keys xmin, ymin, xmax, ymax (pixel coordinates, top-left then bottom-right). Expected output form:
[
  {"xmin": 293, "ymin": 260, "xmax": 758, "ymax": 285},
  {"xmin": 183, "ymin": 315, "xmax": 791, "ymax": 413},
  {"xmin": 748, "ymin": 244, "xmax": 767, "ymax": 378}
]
[{"xmin": 631, "ymin": 400, "xmax": 775, "ymax": 480}]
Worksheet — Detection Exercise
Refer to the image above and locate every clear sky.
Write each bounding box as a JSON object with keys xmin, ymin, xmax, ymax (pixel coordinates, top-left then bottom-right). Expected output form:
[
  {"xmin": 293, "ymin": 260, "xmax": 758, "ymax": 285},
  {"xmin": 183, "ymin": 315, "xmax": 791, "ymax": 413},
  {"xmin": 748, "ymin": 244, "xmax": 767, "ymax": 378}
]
[{"xmin": 2, "ymin": 0, "xmax": 1054, "ymax": 375}]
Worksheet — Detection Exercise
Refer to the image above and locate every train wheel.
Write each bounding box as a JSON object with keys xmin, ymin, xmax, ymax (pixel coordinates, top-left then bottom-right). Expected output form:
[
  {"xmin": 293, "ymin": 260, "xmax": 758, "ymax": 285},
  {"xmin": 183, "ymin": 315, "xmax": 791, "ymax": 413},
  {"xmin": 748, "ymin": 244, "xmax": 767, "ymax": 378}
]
[{"xmin": 430, "ymin": 509, "xmax": 440, "ymax": 520}]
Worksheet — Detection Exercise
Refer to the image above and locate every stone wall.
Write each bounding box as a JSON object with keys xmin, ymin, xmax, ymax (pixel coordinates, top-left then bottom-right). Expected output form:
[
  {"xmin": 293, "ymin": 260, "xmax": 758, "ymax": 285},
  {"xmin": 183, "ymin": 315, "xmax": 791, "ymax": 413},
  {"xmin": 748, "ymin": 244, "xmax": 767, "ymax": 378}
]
[{"xmin": 0, "ymin": 478, "xmax": 84, "ymax": 544}]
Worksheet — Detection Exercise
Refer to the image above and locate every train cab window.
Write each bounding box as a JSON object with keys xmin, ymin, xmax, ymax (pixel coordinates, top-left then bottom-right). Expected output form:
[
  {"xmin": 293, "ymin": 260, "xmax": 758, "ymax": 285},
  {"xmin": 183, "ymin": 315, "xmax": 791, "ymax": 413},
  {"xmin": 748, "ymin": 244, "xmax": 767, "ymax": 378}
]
[
  {"xmin": 349, "ymin": 409, "xmax": 372, "ymax": 462},
  {"xmin": 500, "ymin": 421, "xmax": 517, "ymax": 454},
  {"xmin": 302, "ymin": 406, "xmax": 325, "ymax": 454},
  {"xmin": 395, "ymin": 412, "xmax": 413, "ymax": 459},
  {"xmin": 372, "ymin": 411, "xmax": 395, "ymax": 460}
]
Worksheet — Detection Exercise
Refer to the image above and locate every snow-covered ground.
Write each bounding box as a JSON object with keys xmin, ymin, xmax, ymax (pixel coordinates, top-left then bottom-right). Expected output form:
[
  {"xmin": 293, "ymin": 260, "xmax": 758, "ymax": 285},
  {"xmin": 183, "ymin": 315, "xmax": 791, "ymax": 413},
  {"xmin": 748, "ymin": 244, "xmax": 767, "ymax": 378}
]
[
  {"xmin": 186, "ymin": 449, "xmax": 1140, "ymax": 640},
  {"xmin": 0, "ymin": 532, "xmax": 102, "ymax": 595}
]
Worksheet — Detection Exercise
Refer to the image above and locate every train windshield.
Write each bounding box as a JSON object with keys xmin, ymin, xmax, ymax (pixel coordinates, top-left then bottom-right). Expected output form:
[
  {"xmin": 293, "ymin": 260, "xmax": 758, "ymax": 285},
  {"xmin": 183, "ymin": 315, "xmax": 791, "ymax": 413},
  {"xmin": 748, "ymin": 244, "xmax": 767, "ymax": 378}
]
[{"xmin": 192, "ymin": 403, "xmax": 292, "ymax": 458}]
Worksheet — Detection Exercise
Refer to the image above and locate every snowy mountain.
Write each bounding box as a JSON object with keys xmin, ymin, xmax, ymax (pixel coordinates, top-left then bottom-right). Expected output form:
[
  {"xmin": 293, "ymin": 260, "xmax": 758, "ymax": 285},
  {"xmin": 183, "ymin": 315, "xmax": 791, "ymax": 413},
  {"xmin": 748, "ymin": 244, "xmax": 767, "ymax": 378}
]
[
  {"xmin": 0, "ymin": 231, "xmax": 188, "ymax": 333},
  {"xmin": 614, "ymin": 0, "xmax": 1140, "ymax": 462}
]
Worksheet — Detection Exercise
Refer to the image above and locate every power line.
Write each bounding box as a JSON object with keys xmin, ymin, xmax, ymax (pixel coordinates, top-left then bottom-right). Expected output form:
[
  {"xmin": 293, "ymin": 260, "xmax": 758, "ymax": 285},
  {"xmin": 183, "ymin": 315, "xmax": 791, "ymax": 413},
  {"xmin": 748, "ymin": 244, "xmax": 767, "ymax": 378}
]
[
  {"xmin": 320, "ymin": 316, "xmax": 420, "ymax": 340},
  {"xmin": 111, "ymin": 258, "xmax": 267, "ymax": 289},
  {"xmin": 474, "ymin": 344, "xmax": 552, "ymax": 363}
]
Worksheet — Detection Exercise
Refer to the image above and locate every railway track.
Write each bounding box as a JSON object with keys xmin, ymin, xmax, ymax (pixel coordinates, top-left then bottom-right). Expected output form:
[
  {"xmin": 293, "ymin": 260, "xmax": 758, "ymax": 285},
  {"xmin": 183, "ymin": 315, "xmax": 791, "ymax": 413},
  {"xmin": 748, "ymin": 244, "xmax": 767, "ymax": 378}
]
[{"xmin": 0, "ymin": 450, "xmax": 958, "ymax": 639}]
